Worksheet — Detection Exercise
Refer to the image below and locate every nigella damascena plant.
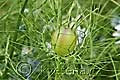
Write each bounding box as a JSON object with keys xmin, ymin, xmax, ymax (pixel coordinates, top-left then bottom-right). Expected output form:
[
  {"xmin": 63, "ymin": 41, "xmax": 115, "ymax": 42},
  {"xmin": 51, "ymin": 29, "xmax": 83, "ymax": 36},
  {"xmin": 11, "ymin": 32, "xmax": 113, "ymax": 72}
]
[
  {"xmin": 51, "ymin": 15, "xmax": 86, "ymax": 56},
  {"xmin": 51, "ymin": 27, "xmax": 77, "ymax": 56},
  {"xmin": 111, "ymin": 15, "xmax": 120, "ymax": 44}
]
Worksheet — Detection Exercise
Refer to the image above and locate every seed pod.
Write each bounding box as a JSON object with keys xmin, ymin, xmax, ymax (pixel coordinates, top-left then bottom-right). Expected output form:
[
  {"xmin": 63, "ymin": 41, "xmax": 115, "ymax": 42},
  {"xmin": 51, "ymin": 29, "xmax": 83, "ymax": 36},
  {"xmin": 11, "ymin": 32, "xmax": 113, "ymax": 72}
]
[{"xmin": 51, "ymin": 27, "xmax": 77, "ymax": 56}]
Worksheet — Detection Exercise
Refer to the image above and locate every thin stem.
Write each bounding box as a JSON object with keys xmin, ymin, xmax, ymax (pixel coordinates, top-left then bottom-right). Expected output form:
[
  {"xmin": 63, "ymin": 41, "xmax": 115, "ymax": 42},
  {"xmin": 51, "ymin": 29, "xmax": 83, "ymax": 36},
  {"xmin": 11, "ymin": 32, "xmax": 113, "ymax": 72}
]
[
  {"xmin": 67, "ymin": 0, "xmax": 75, "ymax": 28},
  {"xmin": 71, "ymin": 15, "xmax": 82, "ymax": 30},
  {"xmin": 57, "ymin": 0, "xmax": 62, "ymax": 28},
  {"xmin": 3, "ymin": 0, "xmax": 28, "ymax": 78},
  {"xmin": 10, "ymin": 0, "xmax": 28, "ymax": 58}
]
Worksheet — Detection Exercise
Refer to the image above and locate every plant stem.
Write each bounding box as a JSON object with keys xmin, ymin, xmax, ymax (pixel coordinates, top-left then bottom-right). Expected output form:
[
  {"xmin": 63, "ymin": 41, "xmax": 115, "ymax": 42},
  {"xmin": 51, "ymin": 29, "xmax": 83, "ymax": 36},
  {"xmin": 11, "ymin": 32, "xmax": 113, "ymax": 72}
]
[
  {"xmin": 10, "ymin": 0, "xmax": 28, "ymax": 58},
  {"xmin": 3, "ymin": 0, "xmax": 28, "ymax": 79},
  {"xmin": 57, "ymin": 0, "xmax": 62, "ymax": 28}
]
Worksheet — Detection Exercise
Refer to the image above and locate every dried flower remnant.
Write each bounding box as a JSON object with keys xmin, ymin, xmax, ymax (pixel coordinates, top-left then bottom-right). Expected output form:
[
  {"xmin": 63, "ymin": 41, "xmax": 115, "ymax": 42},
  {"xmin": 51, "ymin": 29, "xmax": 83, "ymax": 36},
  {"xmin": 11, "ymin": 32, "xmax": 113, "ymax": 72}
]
[
  {"xmin": 112, "ymin": 31, "xmax": 120, "ymax": 37},
  {"xmin": 111, "ymin": 16, "xmax": 120, "ymax": 26},
  {"xmin": 24, "ymin": 8, "xmax": 29, "ymax": 13},
  {"xmin": 19, "ymin": 24, "xmax": 26, "ymax": 32},
  {"xmin": 114, "ymin": 24, "xmax": 120, "ymax": 31},
  {"xmin": 111, "ymin": 16, "xmax": 120, "ymax": 44},
  {"xmin": 76, "ymin": 26, "xmax": 86, "ymax": 45},
  {"xmin": 21, "ymin": 46, "xmax": 33, "ymax": 55}
]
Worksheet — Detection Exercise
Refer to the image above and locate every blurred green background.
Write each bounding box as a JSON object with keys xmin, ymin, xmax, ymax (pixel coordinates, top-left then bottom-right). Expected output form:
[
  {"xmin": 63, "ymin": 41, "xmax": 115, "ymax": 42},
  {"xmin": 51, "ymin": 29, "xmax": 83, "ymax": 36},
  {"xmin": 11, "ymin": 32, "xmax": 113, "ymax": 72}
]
[{"xmin": 1, "ymin": 0, "xmax": 120, "ymax": 80}]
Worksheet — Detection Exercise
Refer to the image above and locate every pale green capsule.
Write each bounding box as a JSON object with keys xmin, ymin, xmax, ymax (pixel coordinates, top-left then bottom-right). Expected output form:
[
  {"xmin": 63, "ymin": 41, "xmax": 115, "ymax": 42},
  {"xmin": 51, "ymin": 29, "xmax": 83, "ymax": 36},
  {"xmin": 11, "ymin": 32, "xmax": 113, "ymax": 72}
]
[{"xmin": 51, "ymin": 27, "xmax": 77, "ymax": 56}]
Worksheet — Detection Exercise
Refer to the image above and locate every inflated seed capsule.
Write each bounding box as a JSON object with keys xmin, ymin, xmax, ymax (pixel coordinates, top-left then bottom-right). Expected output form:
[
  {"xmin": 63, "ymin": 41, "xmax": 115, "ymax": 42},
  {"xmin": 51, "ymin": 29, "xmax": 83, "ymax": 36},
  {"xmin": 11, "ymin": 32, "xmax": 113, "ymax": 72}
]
[{"xmin": 51, "ymin": 27, "xmax": 77, "ymax": 56}]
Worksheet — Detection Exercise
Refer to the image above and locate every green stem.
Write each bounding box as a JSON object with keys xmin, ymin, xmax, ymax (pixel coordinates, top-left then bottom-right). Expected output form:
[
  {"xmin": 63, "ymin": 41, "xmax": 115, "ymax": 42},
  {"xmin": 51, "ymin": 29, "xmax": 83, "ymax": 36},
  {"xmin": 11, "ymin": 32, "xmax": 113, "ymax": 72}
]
[
  {"xmin": 3, "ymin": 0, "xmax": 28, "ymax": 79},
  {"xmin": 10, "ymin": 0, "xmax": 28, "ymax": 58},
  {"xmin": 71, "ymin": 15, "xmax": 82, "ymax": 30},
  {"xmin": 57, "ymin": 0, "xmax": 62, "ymax": 28},
  {"xmin": 67, "ymin": 0, "xmax": 75, "ymax": 28}
]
